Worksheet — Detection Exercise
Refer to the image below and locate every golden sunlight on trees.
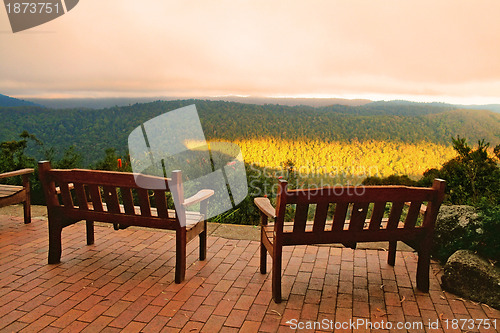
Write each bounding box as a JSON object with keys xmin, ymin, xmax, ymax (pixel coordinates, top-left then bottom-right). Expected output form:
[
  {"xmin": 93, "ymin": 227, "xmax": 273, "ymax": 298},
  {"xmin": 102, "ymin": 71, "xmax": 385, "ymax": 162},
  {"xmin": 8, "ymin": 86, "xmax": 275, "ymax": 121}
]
[{"xmin": 234, "ymin": 139, "xmax": 457, "ymax": 181}]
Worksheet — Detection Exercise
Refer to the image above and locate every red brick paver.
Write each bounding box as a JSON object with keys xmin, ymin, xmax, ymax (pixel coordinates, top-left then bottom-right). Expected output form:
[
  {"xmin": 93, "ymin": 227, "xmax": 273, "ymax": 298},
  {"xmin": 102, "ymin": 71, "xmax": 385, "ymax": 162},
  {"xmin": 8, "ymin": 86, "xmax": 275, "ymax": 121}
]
[{"xmin": 1, "ymin": 214, "xmax": 499, "ymax": 332}]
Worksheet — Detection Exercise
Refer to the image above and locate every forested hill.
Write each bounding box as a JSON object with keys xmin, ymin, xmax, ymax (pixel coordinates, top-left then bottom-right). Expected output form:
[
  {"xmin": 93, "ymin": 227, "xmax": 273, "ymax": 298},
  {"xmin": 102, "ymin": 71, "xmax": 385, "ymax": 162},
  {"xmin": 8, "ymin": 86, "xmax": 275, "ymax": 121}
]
[
  {"xmin": 0, "ymin": 99, "xmax": 499, "ymax": 165},
  {"xmin": 0, "ymin": 94, "xmax": 44, "ymax": 108}
]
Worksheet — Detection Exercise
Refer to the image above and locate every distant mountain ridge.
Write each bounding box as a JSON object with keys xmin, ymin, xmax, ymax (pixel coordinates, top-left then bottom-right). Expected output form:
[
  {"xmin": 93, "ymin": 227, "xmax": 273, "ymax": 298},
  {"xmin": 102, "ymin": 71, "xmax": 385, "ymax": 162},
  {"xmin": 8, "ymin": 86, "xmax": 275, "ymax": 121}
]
[{"xmin": 0, "ymin": 94, "xmax": 45, "ymax": 107}]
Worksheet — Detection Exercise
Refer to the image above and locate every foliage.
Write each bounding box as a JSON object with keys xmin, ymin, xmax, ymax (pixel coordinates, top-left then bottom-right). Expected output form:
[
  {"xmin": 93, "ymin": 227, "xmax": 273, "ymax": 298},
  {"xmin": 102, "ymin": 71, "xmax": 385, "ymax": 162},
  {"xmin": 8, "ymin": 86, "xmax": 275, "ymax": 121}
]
[
  {"xmin": 0, "ymin": 100, "xmax": 498, "ymax": 166},
  {"xmin": 366, "ymin": 137, "xmax": 500, "ymax": 264},
  {"xmin": 92, "ymin": 148, "xmax": 131, "ymax": 172},
  {"xmin": 362, "ymin": 175, "xmax": 418, "ymax": 186},
  {"xmin": 236, "ymin": 138, "xmax": 456, "ymax": 181},
  {"xmin": 0, "ymin": 131, "xmax": 39, "ymax": 178},
  {"xmin": 476, "ymin": 201, "xmax": 500, "ymax": 263},
  {"xmin": 421, "ymin": 137, "xmax": 500, "ymax": 205}
]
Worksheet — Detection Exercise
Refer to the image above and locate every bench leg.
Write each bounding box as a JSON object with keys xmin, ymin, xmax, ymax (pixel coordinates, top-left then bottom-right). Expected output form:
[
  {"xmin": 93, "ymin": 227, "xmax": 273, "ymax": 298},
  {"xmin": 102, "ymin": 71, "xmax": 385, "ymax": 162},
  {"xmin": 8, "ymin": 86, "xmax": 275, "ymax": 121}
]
[
  {"xmin": 22, "ymin": 176, "xmax": 31, "ymax": 224},
  {"xmin": 260, "ymin": 228, "xmax": 267, "ymax": 274},
  {"xmin": 86, "ymin": 220, "xmax": 94, "ymax": 245},
  {"xmin": 271, "ymin": 246, "xmax": 282, "ymax": 303},
  {"xmin": 416, "ymin": 235, "xmax": 432, "ymax": 292},
  {"xmin": 48, "ymin": 219, "xmax": 62, "ymax": 264},
  {"xmin": 388, "ymin": 241, "xmax": 397, "ymax": 266},
  {"xmin": 199, "ymin": 221, "xmax": 207, "ymax": 261},
  {"xmin": 175, "ymin": 228, "xmax": 187, "ymax": 284},
  {"xmin": 23, "ymin": 197, "xmax": 31, "ymax": 224},
  {"xmin": 260, "ymin": 241, "xmax": 267, "ymax": 274}
]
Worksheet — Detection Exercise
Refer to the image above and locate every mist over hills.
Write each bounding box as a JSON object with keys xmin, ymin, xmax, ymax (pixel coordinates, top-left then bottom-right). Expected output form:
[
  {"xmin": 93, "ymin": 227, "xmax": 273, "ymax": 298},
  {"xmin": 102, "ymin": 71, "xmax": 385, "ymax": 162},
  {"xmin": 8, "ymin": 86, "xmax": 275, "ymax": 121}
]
[
  {"xmin": 25, "ymin": 96, "xmax": 372, "ymax": 109},
  {"xmin": 21, "ymin": 95, "xmax": 500, "ymax": 114},
  {"xmin": 0, "ymin": 96, "xmax": 499, "ymax": 166}
]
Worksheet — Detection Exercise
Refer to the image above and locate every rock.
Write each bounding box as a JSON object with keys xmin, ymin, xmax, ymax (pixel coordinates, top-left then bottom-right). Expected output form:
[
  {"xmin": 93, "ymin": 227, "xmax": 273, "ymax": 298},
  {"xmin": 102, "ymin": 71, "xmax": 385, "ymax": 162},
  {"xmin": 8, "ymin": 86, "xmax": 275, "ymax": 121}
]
[
  {"xmin": 433, "ymin": 205, "xmax": 481, "ymax": 263},
  {"xmin": 441, "ymin": 250, "xmax": 500, "ymax": 309}
]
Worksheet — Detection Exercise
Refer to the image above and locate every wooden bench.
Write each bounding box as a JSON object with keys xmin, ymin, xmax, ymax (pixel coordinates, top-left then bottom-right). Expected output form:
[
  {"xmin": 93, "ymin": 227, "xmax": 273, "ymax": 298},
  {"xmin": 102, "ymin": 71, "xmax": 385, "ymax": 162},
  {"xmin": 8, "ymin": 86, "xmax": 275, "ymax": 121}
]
[
  {"xmin": 0, "ymin": 168, "xmax": 34, "ymax": 224},
  {"xmin": 255, "ymin": 178, "xmax": 445, "ymax": 303},
  {"xmin": 38, "ymin": 161, "xmax": 214, "ymax": 283}
]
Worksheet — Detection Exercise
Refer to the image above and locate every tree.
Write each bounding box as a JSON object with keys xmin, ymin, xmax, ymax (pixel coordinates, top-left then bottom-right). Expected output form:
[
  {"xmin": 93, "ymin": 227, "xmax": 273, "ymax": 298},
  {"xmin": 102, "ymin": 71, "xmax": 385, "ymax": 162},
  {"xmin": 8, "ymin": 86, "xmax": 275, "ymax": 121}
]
[
  {"xmin": 421, "ymin": 137, "xmax": 500, "ymax": 205},
  {"xmin": 0, "ymin": 131, "xmax": 39, "ymax": 176}
]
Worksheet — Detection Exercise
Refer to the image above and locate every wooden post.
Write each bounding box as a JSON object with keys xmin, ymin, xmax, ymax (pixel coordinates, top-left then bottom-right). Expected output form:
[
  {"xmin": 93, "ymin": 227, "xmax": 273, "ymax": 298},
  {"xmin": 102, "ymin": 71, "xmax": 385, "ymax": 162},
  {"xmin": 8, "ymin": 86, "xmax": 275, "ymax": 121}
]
[
  {"xmin": 199, "ymin": 199, "xmax": 208, "ymax": 261},
  {"xmin": 175, "ymin": 227, "xmax": 187, "ymax": 283},
  {"xmin": 21, "ymin": 173, "xmax": 31, "ymax": 224},
  {"xmin": 260, "ymin": 213, "xmax": 268, "ymax": 274},
  {"xmin": 38, "ymin": 161, "xmax": 64, "ymax": 264},
  {"xmin": 417, "ymin": 179, "xmax": 446, "ymax": 291},
  {"xmin": 272, "ymin": 180, "xmax": 288, "ymax": 303},
  {"xmin": 86, "ymin": 221, "xmax": 94, "ymax": 245},
  {"xmin": 388, "ymin": 241, "xmax": 397, "ymax": 266}
]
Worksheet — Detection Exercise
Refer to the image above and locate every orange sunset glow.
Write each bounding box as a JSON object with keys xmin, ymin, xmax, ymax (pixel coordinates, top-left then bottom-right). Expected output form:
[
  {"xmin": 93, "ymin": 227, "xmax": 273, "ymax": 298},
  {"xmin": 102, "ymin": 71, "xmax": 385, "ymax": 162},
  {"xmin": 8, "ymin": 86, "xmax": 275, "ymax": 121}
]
[{"xmin": 1, "ymin": 0, "xmax": 500, "ymax": 104}]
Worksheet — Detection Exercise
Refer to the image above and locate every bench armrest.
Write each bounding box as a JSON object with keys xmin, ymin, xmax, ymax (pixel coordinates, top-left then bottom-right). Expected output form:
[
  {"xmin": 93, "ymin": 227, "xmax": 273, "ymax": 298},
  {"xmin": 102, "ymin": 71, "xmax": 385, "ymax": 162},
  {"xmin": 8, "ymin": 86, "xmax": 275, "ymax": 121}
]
[
  {"xmin": 254, "ymin": 197, "xmax": 276, "ymax": 219},
  {"xmin": 0, "ymin": 168, "xmax": 34, "ymax": 180},
  {"xmin": 182, "ymin": 189, "xmax": 214, "ymax": 207}
]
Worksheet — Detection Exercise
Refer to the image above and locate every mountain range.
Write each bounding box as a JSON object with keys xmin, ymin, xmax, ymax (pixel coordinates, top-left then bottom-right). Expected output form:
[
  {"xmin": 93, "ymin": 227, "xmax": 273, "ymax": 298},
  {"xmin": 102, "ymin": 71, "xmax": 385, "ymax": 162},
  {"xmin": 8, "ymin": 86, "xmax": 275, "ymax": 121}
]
[{"xmin": 0, "ymin": 94, "xmax": 499, "ymax": 166}]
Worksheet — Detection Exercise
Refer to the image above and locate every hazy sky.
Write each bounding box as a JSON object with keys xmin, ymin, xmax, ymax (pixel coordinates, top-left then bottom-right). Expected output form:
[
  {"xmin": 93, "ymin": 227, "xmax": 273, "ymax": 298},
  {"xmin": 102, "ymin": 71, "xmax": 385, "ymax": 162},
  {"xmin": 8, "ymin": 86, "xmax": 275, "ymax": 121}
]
[{"xmin": 1, "ymin": 0, "xmax": 500, "ymax": 104}]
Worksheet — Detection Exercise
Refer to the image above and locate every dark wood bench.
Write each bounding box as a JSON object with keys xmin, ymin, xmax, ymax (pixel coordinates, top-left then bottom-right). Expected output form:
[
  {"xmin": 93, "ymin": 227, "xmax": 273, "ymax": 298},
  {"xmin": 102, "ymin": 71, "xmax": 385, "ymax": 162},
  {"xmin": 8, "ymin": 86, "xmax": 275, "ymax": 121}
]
[
  {"xmin": 38, "ymin": 161, "xmax": 213, "ymax": 283},
  {"xmin": 255, "ymin": 178, "xmax": 445, "ymax": 303},
  {"xmin": 0, "ymin": 168, "xmax": 34, "ymax": 224}
]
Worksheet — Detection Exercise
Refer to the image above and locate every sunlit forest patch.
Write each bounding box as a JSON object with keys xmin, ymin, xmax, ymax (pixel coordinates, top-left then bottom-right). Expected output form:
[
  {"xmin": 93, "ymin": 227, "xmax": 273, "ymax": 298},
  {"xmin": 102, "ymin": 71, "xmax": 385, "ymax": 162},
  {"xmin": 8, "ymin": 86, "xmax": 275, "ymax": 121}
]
[{"xmin": 234, "ymin": 139, "xmax": 457, "ymax": 184}]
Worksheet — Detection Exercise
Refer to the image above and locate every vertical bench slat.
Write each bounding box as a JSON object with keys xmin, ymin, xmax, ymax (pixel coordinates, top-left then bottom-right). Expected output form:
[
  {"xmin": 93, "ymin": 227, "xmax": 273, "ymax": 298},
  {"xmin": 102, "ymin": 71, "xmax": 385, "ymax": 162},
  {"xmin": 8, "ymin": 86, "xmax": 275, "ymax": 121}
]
[
  {"xmin": 293, "ymin": 203, "xmax": 309, "ymax": 233},
  {"xmin": 121, "ymin": 188, "xmax": 135, "ymax": 215},
  {"xmin": 59, "ymin": 182, "xmax": 74, "ymax": 208},
  {"xmin": 349, "ymin": 202, "xmax": 369, "ymax": 231},
  {"xmin": 88, "ymin": 184, "xmax": 103, "ymax": 212},
  {"xmin": 154, "ymin": 190, "xmax": 169, "ymax": 218},
  {"xmin": 404, "ymin": 201, "xmax": 423, "ymax": 229},
  {"xmin": 103, "ymin": 186, "xmax": 121, "ymax": 214},
  {"xmin": 137, "ymin": 188, "xmax": 152, "ymax": 217},
  {"xmin": 312, "ymin": 202, "xmax": 329, "ymax": 232},
  {"xmin": 369, "ymin": 201, "xmax": 386, "ymax": 230},
  {"xmin": 332, "ymin": 202, "xmax": 349, "ymax": 231},
  {"xmin": 386, "ymin": 201, "xmax": 405, "ymax": 230},
  {"xmin": 74, "ymin": 183, "xmax": 88, "ymax": 210}
]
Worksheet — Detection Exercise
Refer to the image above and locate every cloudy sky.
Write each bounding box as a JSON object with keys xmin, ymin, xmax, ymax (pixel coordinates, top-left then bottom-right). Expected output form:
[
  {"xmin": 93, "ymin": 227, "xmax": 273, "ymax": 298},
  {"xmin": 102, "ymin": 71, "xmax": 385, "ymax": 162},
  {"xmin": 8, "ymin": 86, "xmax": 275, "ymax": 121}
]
[{"xmin": 1, "ymin": 0, "xmax": 500, "ymax": 104}]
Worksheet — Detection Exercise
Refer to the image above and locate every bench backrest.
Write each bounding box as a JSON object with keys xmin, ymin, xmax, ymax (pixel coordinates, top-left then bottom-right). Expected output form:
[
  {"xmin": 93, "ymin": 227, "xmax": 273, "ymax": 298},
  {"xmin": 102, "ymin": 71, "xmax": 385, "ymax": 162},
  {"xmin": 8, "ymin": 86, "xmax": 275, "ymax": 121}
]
[
  {"xmin": 38, "ymin": 161, "xmax": 185, "ymax": 230},
  {"xmin": 273, "ymin": 179, "xmax": 445, "ymax": 246}
]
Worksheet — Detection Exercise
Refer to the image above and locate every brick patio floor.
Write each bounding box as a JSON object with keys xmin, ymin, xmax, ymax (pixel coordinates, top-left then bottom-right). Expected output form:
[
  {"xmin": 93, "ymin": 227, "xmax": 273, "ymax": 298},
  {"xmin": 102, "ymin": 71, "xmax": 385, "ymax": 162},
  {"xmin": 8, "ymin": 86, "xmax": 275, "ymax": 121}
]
[{"xmin": 1, "ymin": 215, "xmax": 499, "ymax": 333}]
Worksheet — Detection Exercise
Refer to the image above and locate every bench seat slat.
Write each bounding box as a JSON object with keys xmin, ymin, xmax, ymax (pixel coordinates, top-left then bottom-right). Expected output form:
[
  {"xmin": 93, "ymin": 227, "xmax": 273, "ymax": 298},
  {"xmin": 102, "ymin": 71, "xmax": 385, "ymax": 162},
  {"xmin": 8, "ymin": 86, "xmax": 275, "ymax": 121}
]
[
  {"xmin": 59, "ymin": 182, "xmax": 74, "ymax": 208},
  {"xmin": 0, "ymin": 186, "xmax": 24, "ymax": 197},
  {"xmin": 349, "ymin": 202, "xmax": 369, "ymax": 231},
  {"xmin": 404, "ymin": 201, "xmax": 423, "ymax": 228},
  {"xmin": 293, "ymin": 203, "xmax": 308, "ymax": 233},
  {"xmin": 154, "ymin": 190, "xmax": 169, "ymax": 218},
  {"xmin": 369, "ymin": 201, "xmax": 386, "ymax": 230},
  {"xmin": 137, "ymin": 188, "xmax": 152, "ymax": 217},
  {"xmin": 387, "ymin": 202, "xmax": 405, "ymax": 230},
  {"xmin": 312, "ymin": 202, "xmax": 329, "ymax": 232},
  {"xmin": 74, "ymin": 183, "xmax": 88, "ymax": 210},
  {"xmin": 120, "ymin": 188, "xmax": 135, "ymax": 215},
  {"xmin": 103, "ymin": 186, "xmax": 121, "ymax": 214},
  {"xmin": 332, "ymin": 202, "xmax": 348, "ymax": 231},
  {"xmin": 88, "ymin": 184, "xmax": 104, "ymax": 212}
]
